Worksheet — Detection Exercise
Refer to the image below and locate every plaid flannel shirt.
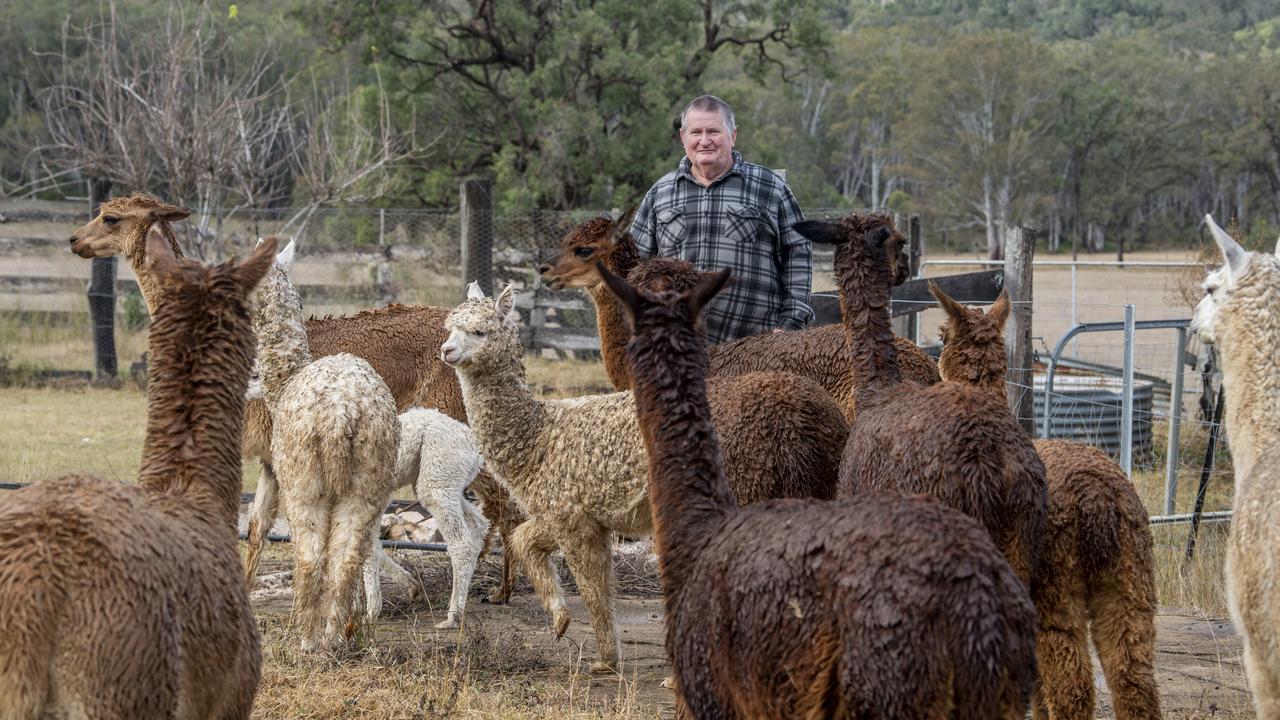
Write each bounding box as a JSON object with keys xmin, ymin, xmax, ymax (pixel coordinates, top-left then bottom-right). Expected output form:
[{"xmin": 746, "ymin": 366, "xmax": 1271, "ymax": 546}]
[{"xmin": 630, "ymin": 151, "xmax": 813, "ymax": 344}]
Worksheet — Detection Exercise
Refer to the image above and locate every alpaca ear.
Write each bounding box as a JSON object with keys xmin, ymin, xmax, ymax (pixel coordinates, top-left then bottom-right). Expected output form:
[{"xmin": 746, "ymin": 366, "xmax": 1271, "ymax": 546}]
[
  {"xmin": 236, "ymin": 236, "xmax": 279, "ymax": 291},
  {"xmin": 466, "ymin": 280, "xmax": 486, "ymax": 300},
  {"xmin": 866, "ymin": 225, "xmax": 893, "ymax": 253},
  {"xmin": 147, "ymin": 203, "xmax": 191, "ymax": 223},
  {"xmin": 928, "ymin": 280, "xmax": 968, "ymax": 323},
  {"xmin": 495, "ymin": 284, "xmax": 517, "ymax": 324},
  {"xmin": 597, "ymin": 261, "xmax": 641, "ymax": 331},
  {"xmin": 145, "ymin": 225, "xmax": 181, "ymax": 280},
  {"xmin": 987, "ymin": 290, "xmax": 1011, "ymax": 330},
  {"xmin": 1205, "ymin": 214, "xmax": 1249, "ymax": 279},
  {"xmin": 611, "ymin": 207, "xmax": 638, "ymax": 244},
  {"xmin": 686, "ymin": 267, "xmax": 732, "ymax": 321},
  {"xmin": 273, "ymin": 238, "xmax": 296, "ymax": 270},
  {"xmin": 1274, "ymin": 235, "xmax": 1279, "ymax": 257},
  {"xmin": 792, "ymin": 220, "xmax": 846, "ymax": 245}
]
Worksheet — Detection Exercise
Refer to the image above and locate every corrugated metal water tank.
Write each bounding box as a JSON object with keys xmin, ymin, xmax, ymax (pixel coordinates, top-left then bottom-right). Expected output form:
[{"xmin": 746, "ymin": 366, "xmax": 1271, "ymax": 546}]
[{"xmin": 1034, "ymin": 374, "xmax": 1153, "ymax": 455}]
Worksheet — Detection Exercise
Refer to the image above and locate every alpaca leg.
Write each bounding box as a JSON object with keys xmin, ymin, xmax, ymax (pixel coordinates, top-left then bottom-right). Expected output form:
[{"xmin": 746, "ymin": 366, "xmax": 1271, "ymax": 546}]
[
  {"xmin": 509, "ymin": 518, "xmax": 570, "ymax": 637},
  {"xmin": 1241, "ymin": 639, "xmax": 1280, "ymax": 720},
  {"xmin": 559, "ymin": 525, "xmax": 620, "ymax": 673},
  {"xmin": 424, "ymin": 491, "xmax": 490, "ymax": 629},
  {"xmin": 285, "ymin": 497, "xmax": 331, "ymax": 652},
  {"xmin": 1088, "ymin": 576, "xmax": 1160, "ymax": 720},
  {"xmin": 322, "ymin": 495, "xmax": 382, "ymax": 648},
  {"xmin": 1033, "ymin": 587, "xmax": 1093, "ymax": 720},
  {"xmin": 361, "ymin": 524, "xmax": 385, "ymax": 623},
  {"xmin": 471, "ymin": 469, "xmax": 520, "ymax": 604},
  {"xmin": 242, "ymin": 460, "xmax": 280, "ymax": 587},
  {"xmin": 376, "ymin": 542, "xmax": 420, "ymax": 600}
]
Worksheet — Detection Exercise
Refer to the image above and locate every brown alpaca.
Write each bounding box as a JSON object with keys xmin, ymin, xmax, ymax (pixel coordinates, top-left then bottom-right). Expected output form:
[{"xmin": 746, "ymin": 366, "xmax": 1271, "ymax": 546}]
[
  {"xmin": 600, "ymin": 264, "xmax": 1038, "ymax": 719},
  {"xmin": 68, "ymin": 192, "xmax": 522, "ymax": 603},
  {"xmin": 930, "ymin": 282, "xmax": 1161, "ymax": 720},
  {"xmin": 795, "ymin": 213, "xmax": 1047, "ymax": 590},
  {"xmin": 538, "ymin": 211, "xmax": 940, "ymax": 414},
  {"xmin": 0, "ymin": 231, "xmax": 274, "ymax": 719}
]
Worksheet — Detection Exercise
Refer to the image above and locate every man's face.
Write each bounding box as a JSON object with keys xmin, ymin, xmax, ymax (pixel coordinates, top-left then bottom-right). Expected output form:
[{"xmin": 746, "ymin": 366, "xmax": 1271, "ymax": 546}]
[{"xmin": 680, "ymin": 108, "xmax": 736, "ymax": 177}]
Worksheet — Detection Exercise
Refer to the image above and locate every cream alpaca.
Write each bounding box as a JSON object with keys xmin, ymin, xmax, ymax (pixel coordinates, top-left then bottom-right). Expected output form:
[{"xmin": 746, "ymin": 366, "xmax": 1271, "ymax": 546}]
[
  {"xmin": 393, "ymin": 407, "xmax": 490, "ymax": 629},
  {"xmin": 0, "ymin": 232, "xmax": 273, "ymax": 719},
  {"xmin": 254, "ymin": 240, "xmax": 401, "ymax": 651},
  {"xmin": 1193, "ymin": 215, "xmax": 1280, "ymax": 718},
  {"xmin": 443, "ymin": 284, "xmax": 650, "ymax": 672}
]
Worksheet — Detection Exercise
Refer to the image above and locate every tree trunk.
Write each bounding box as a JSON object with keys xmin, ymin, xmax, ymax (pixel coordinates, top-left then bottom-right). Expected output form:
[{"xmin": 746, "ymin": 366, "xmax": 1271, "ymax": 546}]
[{"xmin": 87, "ymin": 176, "xmax": 117, "ymax": 387}]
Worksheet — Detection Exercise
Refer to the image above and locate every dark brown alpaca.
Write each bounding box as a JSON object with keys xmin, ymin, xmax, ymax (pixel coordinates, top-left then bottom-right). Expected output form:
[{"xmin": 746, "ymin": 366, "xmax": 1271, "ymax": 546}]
[
  {"xmin": 0, "ymin": 231, "xmax": 273, "ymax": 719},
  {"xmin": 930, "ymin": 282, "xmax": 1161, "ymax": 720},
  {"xmin": 794, "ymin": 213, "xmax": 1048, "ymax": 590},
  {"xmin": 68, "ymin": 192, "xmax": 522, "ymax": 603},
  {"xmin": 539, "ymin": 211, "xmax": 940, "ymax": 415},
  {"xmin": 600, "ymin": 264, "xmax": 1038, "ymax": 719}
]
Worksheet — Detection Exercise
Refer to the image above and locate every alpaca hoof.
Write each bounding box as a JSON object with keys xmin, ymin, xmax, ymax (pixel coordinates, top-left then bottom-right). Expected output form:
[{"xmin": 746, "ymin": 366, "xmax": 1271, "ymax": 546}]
[
  {"xmin": 660, "ymin": 675, "xmax": 676, "ymax": 690},
  {"xmin": 435, "ymin": 615, "xmax": 459, "ymax": 630},
  {"xmin": 484, "ymin": 589, "xmax": 510, "ymax": 605},
  {"xmin": 553, "ymin": 610, "xmax": 571, "ymax": 639},
  {"xmin": 589, "ymin": 661, "xmax": 617, "ymax": 675}
]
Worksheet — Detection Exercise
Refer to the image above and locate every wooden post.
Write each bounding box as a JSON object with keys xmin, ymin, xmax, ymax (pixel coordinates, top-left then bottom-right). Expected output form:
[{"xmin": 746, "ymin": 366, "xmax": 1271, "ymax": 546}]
[
  {"xmin": 87, "ymin": 177, "xmax": 118, "ymax": 387},
  {"xmin": 891, "ymin": 214, "xmax": 923, "ymax": 340},
  {"xmin": 1003, "ymin": 226, "xmax": 1035, "ymax": 435},
  {"xmin": 460, "ymin": 178, "xmax": 494, "ymax": 298}
]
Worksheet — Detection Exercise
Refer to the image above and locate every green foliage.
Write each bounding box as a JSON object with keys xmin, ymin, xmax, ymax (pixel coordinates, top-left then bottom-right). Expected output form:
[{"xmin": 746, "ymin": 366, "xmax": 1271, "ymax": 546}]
[{"xmin": 120, "ymin": 291, "xmax": 149, "ymax": 332}]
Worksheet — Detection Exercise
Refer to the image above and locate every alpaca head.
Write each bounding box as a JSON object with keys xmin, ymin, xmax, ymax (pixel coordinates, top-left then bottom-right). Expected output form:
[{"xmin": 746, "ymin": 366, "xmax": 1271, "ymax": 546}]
[
  {"xmin": 931, "ymin": 282, "xmax": 1010, "ymax": 393},
  {"xmin": 793, "ymin": 213, "xmax": 910, "ymax": 286},
  {"xmin": 597, "ymin": 260, "xmax": 731, "ymax": 349},
  {"xmin": 626, "ymin": 257, "xmax": 732, "ymax": 296},
  {"xmin": 538, "ymin": 208, "xmax": 637, "ymax": 290},
  {"xmin": 69, "ymin": 192, "xmax": 189, "ymax": 260},
  {"xmin": 252, "ymin": 238, "xmax": 302, "ymax": 329},
  {"xmin": 441, "ymin": 283, "xmax": 523, "ymax": 370},
  {"xmin": 1192, "ymin": 214, "xmax": 1280, "ymax": 345}
]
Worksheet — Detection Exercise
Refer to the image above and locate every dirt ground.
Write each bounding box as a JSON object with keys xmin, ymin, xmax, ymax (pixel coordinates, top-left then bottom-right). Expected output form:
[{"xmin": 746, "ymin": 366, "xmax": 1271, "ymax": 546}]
[{"xmin": 248, "ymin": 531, "xmax": 1257, "ymax": 719}]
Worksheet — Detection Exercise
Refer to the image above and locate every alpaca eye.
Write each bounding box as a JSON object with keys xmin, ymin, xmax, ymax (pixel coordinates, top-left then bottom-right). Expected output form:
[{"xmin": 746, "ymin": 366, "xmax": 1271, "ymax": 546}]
[
  {"xmin": 103, "ymin": 216, "xmax": 120, "ymax": 226},
  {"xmin": 473, "ymin": 330, "xmax": 486, "ymax": 338},
  {"xmin": 574, "ymin": 247, "xmax": 593, "ymax": 259}
]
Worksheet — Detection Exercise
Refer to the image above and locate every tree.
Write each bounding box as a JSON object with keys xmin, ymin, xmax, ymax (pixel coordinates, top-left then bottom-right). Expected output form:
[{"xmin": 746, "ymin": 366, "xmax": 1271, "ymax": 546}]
[{"xmin": 314, "ymin": 0, "xmax": 833, "ymax": 209}]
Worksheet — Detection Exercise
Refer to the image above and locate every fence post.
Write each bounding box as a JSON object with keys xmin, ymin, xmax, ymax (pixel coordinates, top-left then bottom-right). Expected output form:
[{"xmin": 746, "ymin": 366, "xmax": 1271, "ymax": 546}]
[
  {"xmin": 460, "ymin": 178, "xmax": 494, "ymax": 297},
  {"xmin": 1164, "ymin": 326, "xmax": 1188, "ymax": 513},
  {"xmin": 87, "ymin": 176, "xmax": 118, "ymax": 387},
  {"xmin": 1003, "ymin": 226, "xmax": 1035, "ymax": 435},
  {"xmin": 1185, "ymin": 375, "xmax": 1225, "ymax": 562},
  {"xmin": 1121, "ymin": 304, "xmax": 1136, "ymax": 477}
]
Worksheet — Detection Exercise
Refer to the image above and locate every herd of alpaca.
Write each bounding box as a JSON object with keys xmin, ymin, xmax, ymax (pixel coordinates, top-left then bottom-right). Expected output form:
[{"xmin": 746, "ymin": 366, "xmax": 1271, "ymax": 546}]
[{"xmin": 3, "ymin": 192, "xmax": 1273, "ymax": 717}]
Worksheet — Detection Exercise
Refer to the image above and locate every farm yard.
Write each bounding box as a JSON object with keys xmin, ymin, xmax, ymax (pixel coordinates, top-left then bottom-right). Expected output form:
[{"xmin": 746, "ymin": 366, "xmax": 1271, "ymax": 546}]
[{"xmin": 0, "ymin": 207, "xmax": 1260, "ymax": 717}]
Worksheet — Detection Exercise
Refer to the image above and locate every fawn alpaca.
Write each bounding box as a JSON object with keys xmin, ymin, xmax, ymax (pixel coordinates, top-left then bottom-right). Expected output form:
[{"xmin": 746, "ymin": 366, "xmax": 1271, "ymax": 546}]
[
  {"xmin": 0, "ymin": 231, "xmax": 273, "ymax": 719},
  {"xmin": 1192, "ymin": 215, "xmax": 1280, "ymax": 718},
  {"xmin": 795, "ymin": 213, "xmax": 1047, "ymax": 589},
  {"xmin": 930, "ymin": 282, "xmax": 1160, "ymax": 720},
  {"xmin": 601, "ymin": 263, "xmax": 1038, "ymax": 719}
]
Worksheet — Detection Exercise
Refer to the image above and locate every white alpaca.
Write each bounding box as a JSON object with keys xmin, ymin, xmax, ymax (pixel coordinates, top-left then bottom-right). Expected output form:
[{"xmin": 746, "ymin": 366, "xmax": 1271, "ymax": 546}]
[
  {"xmin": 1193, "ymin": 215, "xmax": 1280, "ymax": 719},
  {"xmin": 392, "ymin": 408, "xmax": 490, "ymax": 629},
  {"xmin": 254, "ymin": 239, "xmax": 401, "ymax": 651}
]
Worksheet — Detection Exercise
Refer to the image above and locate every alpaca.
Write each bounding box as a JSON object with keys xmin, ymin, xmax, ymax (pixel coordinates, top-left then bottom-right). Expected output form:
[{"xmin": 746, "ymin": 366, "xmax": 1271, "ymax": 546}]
[
  {"xmin": 930, "ymin": 282, "xmax": 1160, "ymax": 720},
  {"xmin": 441, "ymin": 284, "xmax": 844, "ymax": 672},
  {"xmin": 393, "ymin": 407, "xmax": 490, "ymax": 629},
  {"xmin": 254, "ymin": 239, "xmax": 401, "ymax": 651},
  {"xmin": 598, "ymin": 263, "xmax": 1038, "ymax": 719},
  {"xmin": 1191, "ymin": 214, "xmax": 1280, "ymax": 718},
  {"xmin": 68, "ymin": 192, "xmax": 523, "ymax": 604},
  {"xmin": 538, "ymin": 211, "xmax": 940, "ymax": 414},
  {"xmin": 794, "ymin": 213, "xmax": 1047, "ymax": 590},
  {"xmin": 0, "ymin": 230, "xmax": 273, "ymax": 719}
]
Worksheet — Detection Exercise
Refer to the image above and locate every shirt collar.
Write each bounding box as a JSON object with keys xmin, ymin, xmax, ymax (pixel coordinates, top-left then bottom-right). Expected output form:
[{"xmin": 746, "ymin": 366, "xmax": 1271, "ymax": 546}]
[{"xmin": 678, "ymin": 150, "xmax": 744, "ymax": 186}]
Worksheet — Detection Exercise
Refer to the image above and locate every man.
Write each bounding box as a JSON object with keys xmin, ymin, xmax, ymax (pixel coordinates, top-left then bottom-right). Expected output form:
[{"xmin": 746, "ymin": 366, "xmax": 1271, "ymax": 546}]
[{"xmin": 630, "ymin": 94, "xmax": 813, "ymax": 344}]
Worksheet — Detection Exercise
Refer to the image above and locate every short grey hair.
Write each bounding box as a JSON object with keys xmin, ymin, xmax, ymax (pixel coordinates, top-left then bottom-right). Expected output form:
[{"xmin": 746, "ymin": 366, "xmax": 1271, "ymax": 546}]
[{"xmin": 680, "ymin": 95, "xmax": 736, "ymax": 134}]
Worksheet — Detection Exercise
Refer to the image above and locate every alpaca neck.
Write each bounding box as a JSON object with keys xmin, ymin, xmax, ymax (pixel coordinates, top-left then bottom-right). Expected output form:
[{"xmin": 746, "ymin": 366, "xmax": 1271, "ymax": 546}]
[
  {"xmin": 125, "ymin": 221, "xmax": 181, "ymax": 316},
  {"xmin": 835, "ymin": 245, "xmax": 901, "ymax": 388},
  {"xmin": 454, "ymin": 347, "xmax": 547, "ymax": 486},
  {"xmin": 587, "ymin": 283, "xmax": 634, "ymax": 390},
  {"xmin": 627, "ymin": 320, "xmax": 735, "ymax": 596},
  {"xmin": 1217, "ymin": 266, "xmax": 1280, "ymax": 480},
  {"xmin": 138, "ymin": 292, "xmax": 253, "ymax": 526},
  {"xmin": 256, "ymin": 274, "xmax": 312, "ymax": 411}
]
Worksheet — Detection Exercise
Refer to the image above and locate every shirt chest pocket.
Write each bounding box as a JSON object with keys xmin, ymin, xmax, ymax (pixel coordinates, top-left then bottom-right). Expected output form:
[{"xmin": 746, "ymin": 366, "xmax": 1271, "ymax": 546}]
[
  {"xmin": 725, "ymin": 203, "xmax": 772, "ymax": 249},
  {"xmin": 656, "ymin": 207, "xmax": 686, "ymax": 254}
]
